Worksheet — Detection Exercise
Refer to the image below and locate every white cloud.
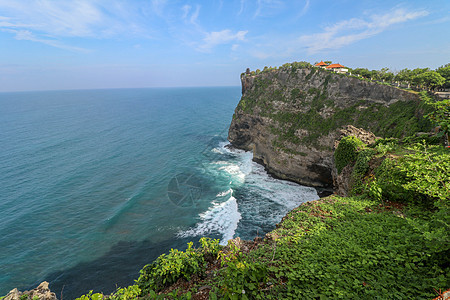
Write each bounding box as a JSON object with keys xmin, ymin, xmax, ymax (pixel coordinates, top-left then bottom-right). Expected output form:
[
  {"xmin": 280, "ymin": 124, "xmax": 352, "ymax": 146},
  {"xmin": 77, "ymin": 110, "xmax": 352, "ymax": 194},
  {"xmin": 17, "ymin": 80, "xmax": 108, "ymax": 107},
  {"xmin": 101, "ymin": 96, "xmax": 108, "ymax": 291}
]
[
  {"xmin": 0, "ymin": 0, "xmax": 155, "ymax": 50},
  {"xmin": 2, "ymin": 28, "xmax": 90, "ymax": 52},
  {"xmin": 198, "ymin": 29, "xmax": 248, "ymax": 52},
  {"xmin": 0, "ymin": 1, "xmax": 247, "ymax": 55},
  {"xmin": 0, "ymin": 0, "xmax": 105, "ymax": 37},
  {"xmin": 300, "ymin": 8, "xmax": 429, "ymax": 54}
]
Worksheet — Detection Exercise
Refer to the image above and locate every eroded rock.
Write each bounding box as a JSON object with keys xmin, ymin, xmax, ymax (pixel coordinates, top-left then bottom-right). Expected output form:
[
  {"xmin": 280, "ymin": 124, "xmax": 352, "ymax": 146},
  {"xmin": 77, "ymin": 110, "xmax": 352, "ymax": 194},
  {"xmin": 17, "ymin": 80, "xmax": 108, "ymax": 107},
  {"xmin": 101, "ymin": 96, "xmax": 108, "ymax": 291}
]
[{"xmin": 2, "ymin": 282, "xmax": 57, "ymax": 300}]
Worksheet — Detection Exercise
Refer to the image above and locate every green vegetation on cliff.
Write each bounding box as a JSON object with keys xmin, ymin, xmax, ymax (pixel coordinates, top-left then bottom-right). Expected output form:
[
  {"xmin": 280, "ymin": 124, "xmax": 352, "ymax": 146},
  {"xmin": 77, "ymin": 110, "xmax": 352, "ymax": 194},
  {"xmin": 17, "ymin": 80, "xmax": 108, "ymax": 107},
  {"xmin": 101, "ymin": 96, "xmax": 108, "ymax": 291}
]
[{"xmin": 236, "ymin": 65, "xmax": 434, "ymax": 154}]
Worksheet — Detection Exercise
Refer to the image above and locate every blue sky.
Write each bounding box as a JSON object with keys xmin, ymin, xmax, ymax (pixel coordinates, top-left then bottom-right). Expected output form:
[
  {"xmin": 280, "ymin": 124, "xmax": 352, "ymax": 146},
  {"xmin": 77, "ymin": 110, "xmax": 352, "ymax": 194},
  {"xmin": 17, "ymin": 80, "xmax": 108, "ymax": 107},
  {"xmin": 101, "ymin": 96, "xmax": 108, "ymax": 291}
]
[{"xmin": 0, "ymin": 0, "xmax": 449, "ymax": 92}]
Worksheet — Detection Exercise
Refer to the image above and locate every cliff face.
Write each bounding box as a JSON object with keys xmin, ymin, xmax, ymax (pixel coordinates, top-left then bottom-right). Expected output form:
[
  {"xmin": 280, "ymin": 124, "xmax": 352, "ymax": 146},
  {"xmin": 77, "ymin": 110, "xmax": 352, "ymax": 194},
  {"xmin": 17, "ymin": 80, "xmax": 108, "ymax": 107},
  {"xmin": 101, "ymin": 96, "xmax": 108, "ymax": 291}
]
[{"xmin": 228, "ymin": 66, "xmax": 430, "ymax": 190}]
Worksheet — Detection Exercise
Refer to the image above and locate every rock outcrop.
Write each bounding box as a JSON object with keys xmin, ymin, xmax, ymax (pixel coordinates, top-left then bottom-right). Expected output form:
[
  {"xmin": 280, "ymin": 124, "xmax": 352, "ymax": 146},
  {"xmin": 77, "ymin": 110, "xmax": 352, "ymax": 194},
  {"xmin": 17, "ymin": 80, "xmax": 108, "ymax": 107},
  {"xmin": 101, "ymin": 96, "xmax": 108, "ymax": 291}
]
[
  {"xmin": 2, "ymin": 282, "xmax": 57, "ymax": 300},
  {"xmin": 228, "ymin": 65, "xmax": 430, "ymax": 190}
]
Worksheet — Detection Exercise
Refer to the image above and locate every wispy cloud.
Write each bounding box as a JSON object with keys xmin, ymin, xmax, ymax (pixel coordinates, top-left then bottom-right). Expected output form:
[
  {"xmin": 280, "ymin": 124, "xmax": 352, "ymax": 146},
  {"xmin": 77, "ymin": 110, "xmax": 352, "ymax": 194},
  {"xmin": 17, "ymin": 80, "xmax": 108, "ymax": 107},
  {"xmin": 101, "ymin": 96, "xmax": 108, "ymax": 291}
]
[
  {"xmin": 2, "ymin": 28, "xmax": 90, "ymax": 52},
  {"xmin": 299, "ymin": 0, "xmax": 310, "ymax": 17},
  {"xmin": 0, "ymin": 0, "xmax": 153, "ymax": 50},
  {"xmin": 0, "ymin": 1, "xmax": 104, "ymax": 37},
  {"xmin": 300, "ymin": 8, "xmax": 429, "ymax": 54},
  {"xmin": 198, "ymin": 29, "xmax": 248, "ymax": 52},
  {"xmin": 254, "ymin": 0, "xmax": 285, "ymax": 18},
  {"xmin": 181, "ymin": 4, "xmax": 201, "ymax": 25},
  {"xmin": 238, "ymin": 0, "xmax": 246, "ymax": 15}
]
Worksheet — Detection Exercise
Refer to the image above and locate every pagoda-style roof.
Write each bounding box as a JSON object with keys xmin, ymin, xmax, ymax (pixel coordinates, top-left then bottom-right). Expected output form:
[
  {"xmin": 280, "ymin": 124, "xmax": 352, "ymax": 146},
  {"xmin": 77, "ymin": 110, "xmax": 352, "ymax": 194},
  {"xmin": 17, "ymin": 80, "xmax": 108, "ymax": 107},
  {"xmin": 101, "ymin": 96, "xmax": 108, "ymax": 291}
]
[
  {"xmin": 326, "ymin": 63, "xmax": 346, "ymax": 69},
  {"xmin": 315, "ymin": 61, "xmax": 328, "ymax": 66}
]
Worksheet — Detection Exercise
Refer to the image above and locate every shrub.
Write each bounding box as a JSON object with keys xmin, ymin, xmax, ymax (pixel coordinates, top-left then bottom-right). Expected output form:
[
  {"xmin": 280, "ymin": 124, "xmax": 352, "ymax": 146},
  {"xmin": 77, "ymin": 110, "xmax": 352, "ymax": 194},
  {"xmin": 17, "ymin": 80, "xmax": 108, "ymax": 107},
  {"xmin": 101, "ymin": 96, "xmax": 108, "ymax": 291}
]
[
  {"xmin": 136, "ymin": 238, "xmax": 221, "ymax": 294},
  {"xmin": 215, "ymin": 241, "xmax": 267, "ymax": 299},
  {"xmin": 350, "ymin": 148, "xmax": 376, "ymax": 194},
  {"xmin": 334, "ymin": 136, "xmax": 366, "ymax": 173},
  {"xmin": 421, "ymin": 91, "xmax": 450, "ymax": 145}
]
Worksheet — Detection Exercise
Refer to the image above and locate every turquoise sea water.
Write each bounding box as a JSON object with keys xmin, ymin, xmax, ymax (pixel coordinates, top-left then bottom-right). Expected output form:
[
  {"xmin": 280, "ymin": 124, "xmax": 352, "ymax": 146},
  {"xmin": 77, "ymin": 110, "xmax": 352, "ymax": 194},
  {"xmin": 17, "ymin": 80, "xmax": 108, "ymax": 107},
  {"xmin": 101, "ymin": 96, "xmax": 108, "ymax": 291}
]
[{"xmin": 0, "ymin": 87, "xmax": 318, "ymax": 298}]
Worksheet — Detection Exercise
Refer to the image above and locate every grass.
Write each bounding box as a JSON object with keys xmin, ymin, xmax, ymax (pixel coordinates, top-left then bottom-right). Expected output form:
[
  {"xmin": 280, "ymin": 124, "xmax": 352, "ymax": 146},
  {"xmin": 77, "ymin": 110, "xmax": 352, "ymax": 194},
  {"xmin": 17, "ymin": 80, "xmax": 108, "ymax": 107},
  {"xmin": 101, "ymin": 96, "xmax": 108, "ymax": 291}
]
[{"xmin": 253, "ymin": 196, "xmax": 448, "ymax": 299}]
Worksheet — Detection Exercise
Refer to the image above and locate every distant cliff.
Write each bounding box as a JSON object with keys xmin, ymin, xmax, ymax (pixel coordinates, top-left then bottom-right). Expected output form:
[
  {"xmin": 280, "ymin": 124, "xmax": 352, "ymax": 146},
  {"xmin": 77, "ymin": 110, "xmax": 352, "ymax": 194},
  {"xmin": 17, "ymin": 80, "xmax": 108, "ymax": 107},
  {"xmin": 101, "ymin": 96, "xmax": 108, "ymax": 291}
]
[{"xmin": 228, "ymin": 65, "xmax": 431, "ymax": 191}]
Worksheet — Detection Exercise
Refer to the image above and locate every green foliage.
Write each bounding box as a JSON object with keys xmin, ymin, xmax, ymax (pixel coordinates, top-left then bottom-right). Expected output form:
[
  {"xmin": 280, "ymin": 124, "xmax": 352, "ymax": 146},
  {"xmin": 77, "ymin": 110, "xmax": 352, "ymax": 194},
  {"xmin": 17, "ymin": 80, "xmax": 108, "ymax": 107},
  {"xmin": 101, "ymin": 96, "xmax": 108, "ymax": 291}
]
[
  {"xmin": 136, "ymin": 238, "xmax": 221, "ymax": 294},
  {"xmin": 75, "ymin": 285, "xmax": 141, "ymax": 300},
  {"xmin": 352, "ymin": 148, "xmax": 376, "ymax": 178},
  {"xmin": 356, "ymin": 99, "xmax": 433, "ymax": 138},
  {"xmin": 350, "ymin": 148, "xmax": 376, "ymax": 194},
  {"xmin": 109, "ymin": 285, "xmax": 141, "ymax": 300},
  {"xmin": 373, "ymin": 138, "xmax": 398, "ymax": 155},
  {"xmin": 373, "ymin": 141, "xmax": 449, "ymax": 206},
  {"xmin": 347, "ymin": 139, "xmax": 450, "ymax": 261},
  {"xmin": 268, "ymin": 95, "xmax": 430, "ymax": 150},
  {"xmin": 352, "ymin": 67, "xmax": 371, "ymax": 79},
  {"xmin": 75, "ymin": 290, "xmax": 105, "ymax": 300},
  {"xmin": 365, "ymin": 177, "xmax": 383, "ymax": 201},
  {"xmin": 215, "ymin": 241, "xmax": 268, "ymax": 299},
  {"xmin": 437, "ymin": 64, "xmax": 450, "ymax": 88},
  {"xmin": 252, "ymin": 196, "xmax": 449, "ymax": 299},
  {"xmin": 285, "ymin": 61, "xmax": 312, "ymax": 72},
  {"xmin": 421, "ymin": 91, "xmax": 450, "ymax": 144},
  {"xmin": 290, "ymin": 88, "xmax": 305, "ymax": 101},
  {"xmin": 334, "ymin": 136, "xmax": 365, "ymax": 173},
  {"xmin": 396, "ymin": 142, "xmax": 449, "ymax": 202},
  {"xmin": 416, "ymin": 71, "xmax": 446, "ymax": 90}
]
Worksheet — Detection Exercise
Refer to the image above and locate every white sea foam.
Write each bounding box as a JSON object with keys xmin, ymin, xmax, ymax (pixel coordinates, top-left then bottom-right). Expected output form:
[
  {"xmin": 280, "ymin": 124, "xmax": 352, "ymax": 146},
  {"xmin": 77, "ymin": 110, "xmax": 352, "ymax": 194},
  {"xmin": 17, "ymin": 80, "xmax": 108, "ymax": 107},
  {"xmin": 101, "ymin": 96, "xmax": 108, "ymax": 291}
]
[
  {"xmin": 177, "ymin": 191, "xmax": 241, "ymax": 245},
  {"xmin": 246, "ymin": 162, "xmax": 318, "ymax": 209},
  {"xmin": 180, "ymin": 141, "xmax": 318, "ymax": 245},
  {"xmin": 211, "ymin": 148, "xmax": 223, "ymax": 154},
  {"xmin": 216, "ymin": 188, "xmax": 232, "ymax": 197}
]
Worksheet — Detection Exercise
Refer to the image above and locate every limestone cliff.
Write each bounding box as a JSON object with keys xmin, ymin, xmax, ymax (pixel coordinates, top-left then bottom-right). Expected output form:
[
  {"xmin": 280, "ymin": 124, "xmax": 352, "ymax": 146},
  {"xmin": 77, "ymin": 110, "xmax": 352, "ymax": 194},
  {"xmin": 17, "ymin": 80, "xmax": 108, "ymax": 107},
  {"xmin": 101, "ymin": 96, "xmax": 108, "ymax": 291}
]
[{"xmin": 228, "ymin": 65, "xmax": 431, "ymax": 191}]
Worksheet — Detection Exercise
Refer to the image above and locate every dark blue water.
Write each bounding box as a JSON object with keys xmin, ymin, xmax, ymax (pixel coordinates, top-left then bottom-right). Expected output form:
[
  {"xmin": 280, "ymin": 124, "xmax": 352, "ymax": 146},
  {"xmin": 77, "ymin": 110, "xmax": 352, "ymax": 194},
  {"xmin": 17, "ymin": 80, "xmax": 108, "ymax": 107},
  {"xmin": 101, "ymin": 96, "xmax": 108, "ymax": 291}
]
[{"xmin": 0, "ymin": 87, "xmax": 318, "ymax": 298}]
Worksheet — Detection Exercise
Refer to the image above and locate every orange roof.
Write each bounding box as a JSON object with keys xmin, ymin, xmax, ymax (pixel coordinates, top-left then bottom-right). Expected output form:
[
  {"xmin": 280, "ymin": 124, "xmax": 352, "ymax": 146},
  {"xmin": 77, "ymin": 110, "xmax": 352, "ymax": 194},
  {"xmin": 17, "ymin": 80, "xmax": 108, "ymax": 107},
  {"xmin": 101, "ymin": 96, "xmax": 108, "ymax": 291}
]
[
  {"xmin": 326, "ymin": 63, "xmax": 346, "ymax": 69},
  {"xmin": 315, "ymin": 61, "xmax": 328, "ymax": 66}
]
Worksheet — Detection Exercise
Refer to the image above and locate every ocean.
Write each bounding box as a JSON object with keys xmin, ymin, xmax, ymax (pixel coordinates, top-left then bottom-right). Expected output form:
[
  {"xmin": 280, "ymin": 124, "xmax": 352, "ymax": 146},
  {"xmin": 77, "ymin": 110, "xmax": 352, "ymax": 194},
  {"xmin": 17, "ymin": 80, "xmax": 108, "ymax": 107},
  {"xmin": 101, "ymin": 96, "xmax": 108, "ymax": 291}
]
[{"xmin": 0, "ymin": 87, "xmax": 318, "ymax": 298}]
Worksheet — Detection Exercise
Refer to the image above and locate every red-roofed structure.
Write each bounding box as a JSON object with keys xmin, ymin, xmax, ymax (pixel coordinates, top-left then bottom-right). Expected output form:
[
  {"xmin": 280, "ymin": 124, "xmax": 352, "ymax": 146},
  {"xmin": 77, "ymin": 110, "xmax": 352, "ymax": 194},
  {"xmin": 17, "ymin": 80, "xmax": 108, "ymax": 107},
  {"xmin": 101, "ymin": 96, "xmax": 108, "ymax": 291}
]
[
  {"xmin": 326, "ymin": 63, "xmax": 345, "ymax": 69},
  {"xmin": 315, "ymin": 61, "xmax": 328, "ymax": 68},
  {"xmin": 325, "ymin": 63, "xmax": 348, "ymax": 74}
]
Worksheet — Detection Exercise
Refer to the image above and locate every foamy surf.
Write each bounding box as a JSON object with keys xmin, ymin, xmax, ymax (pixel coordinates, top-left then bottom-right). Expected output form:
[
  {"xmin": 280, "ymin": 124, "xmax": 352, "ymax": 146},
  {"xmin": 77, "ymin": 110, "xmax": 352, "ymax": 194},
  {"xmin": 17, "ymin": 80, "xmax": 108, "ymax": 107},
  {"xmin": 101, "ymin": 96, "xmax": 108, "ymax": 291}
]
[
  {"xmin": 179, "ymin": 140, "xmax": 318, "ymax": 245},
  {"xmin": 177, "ymin": 191, "xmax": 241, "ymax": 245}
]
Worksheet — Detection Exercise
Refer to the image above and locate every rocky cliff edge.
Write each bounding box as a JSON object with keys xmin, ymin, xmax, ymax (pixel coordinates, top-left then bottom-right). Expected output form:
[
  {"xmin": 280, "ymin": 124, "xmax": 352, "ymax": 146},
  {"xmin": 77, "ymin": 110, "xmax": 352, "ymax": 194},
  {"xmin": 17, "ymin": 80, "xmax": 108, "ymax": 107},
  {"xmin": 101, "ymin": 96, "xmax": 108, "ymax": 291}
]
[{"xmin": 228, "ymin": 65, "xmax": 430, "ymax": 192}]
